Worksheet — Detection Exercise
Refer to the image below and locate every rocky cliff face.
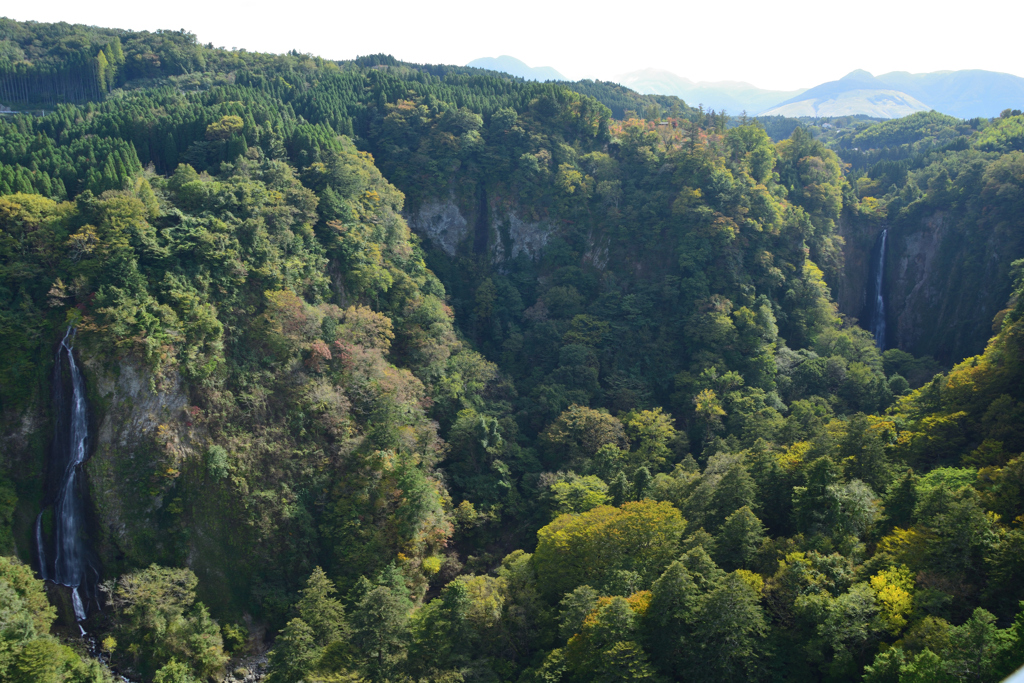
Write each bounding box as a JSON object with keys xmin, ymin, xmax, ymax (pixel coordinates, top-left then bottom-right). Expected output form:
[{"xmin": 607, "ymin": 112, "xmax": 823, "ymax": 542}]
[
  {"xmin": 85, "ymin": 361, "xmax": 193, "ymax": 573},
  {"xmin": 3, "ymin": 348, "xmax": 247, "ymax": 613},
  {"xmin": 406, "ymin": 193, "xmax": 556, "ymax": 265},
  {"xmin": 407, "ymin": 199, "xmax": 472, "ymax": 258},
  {"xmin": 2, "ymin": 355, "xmax": 206, "ymax": 608},
  {"xmin": 836, "ymin": 209, "xmax": 1016, "ymax": 364},
  {"xmin": 81, "ymin": 360, "xmax": 257, "ymax": 615},
  {"xmin": 832, "ymin": 211, "xmax": 882, "ymax": 329},
  {"xmin": 1, "ymin": 405, "xmax": 47, "ymax": 560}
]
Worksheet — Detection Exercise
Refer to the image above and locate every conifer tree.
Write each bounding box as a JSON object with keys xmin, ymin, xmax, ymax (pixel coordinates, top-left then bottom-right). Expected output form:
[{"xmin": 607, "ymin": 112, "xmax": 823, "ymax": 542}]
[
  {"xmin": 642, "ymin": 560, "xmax": 701, "ymax": 672},
  {"xmin": 266, "ymin": 619, "xmax": 319, "ymax": 683},
  {"xmin": 296, "ymin": 566, "xmax": 349, "ymax": 647},
  {"xmin": 351, "ymin": 586, "xmax": 410, "ymax": 682},
  {"xmin": 609, "ymin": 471, "xmax": 631, "ymax": 506},
  {"xmin": 715, "ymin": 505, "xmax": 766, "ymax": 571}
]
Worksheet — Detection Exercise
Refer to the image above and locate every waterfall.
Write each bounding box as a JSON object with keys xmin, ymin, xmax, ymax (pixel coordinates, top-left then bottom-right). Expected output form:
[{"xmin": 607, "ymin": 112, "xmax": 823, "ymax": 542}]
[
  {"xmin": 35, "ymin": 513, "xmax": 48, "ymax": 581},
  {"xmin": 870, "ymin": 229, "xmax": 888, "ymax": 349},
  {"xmin": 37, "ymin": 327, "xmax": 98, "ymax": 626}
]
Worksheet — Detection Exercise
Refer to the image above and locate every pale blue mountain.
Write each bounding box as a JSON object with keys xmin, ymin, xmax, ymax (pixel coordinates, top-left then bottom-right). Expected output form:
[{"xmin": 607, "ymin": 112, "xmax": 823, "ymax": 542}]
[
  {"xmin": 873, "ymin": 70, "xmax": 1024, "ymax": 118},
  {"xmin": 616, "ymin": 68, "xmax": 805, "ymax": 115},
  {"xmin": 765, "ymin": 69, "xmax": 1024, "ymax": 118},
  {"xmin": 761, "ymin": 70, "xmax": 931, "ymax": 118},
  {"xmin": 466, "ymin": 56, "xmax": 565, "ymax": 82},
  {"xmin": 618, "ymin": 67, "xmax": 1024, "ymax": 119}
]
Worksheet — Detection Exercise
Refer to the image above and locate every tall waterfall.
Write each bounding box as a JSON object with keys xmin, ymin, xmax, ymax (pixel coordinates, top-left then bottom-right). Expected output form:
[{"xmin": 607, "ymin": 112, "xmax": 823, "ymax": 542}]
[
  {"xmin": 870, "ymin": 229, "xmax": 888, "ymax": 349},
  {"xmin": 38, "ymin": 328, "xmax": 99, "ymax": 626},
  {"xmin": 35, "ymin": 513, "xmax": 48, "ymax": 581}
]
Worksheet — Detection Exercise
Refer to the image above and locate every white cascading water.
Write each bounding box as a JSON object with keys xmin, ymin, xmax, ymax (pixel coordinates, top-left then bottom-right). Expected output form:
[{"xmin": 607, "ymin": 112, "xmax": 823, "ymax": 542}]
[
  {"xmin": 47, "ymin": 327, "xmax": 92, "ymax": 626},
  {"xmin": 871, "ymin": 229, "xmax": 888, "ymax": 349},
  {"xmin": 35, "ymin": 513, "xmax": 48, "ymax": 581}
]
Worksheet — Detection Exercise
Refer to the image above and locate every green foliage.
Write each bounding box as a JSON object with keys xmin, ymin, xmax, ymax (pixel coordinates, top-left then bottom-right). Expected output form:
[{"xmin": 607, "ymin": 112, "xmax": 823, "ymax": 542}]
[
  {"xmin": 0, "ymin": 556, "xmax": 109, "ymax": 682},
  {"xmin": 296, "ymin": 567, "xmax": 349, "ymax": 647},
  {"xmin": 549, "ymin": 474, "xmax": 610, "ymax": 516},
  {"xmin": 351, "ymin": 586, "xmax": 410, "ymax": 682},
  {"xmin": 0, "ymin": 481, "xmax": 17, "ymax": 555},
  {"xmin": 562, "ymin": 595, "xmax": 658, "ymax": 682},
  {"xmin": 219, "ymin": 622, "xmax": 248, "ymax": 655},
  {"xmin": 105, "ymin": 565, "xmax": 228, "ymax": 681},
  {"xmin": 533, "ymin": 500, "xmax": 685, "ymax": 598},
  {"xmin": 715, "ymin": 505, "xmax": 766, "ymax": 570},
  {"xmin": 641, "ymin": 554, "xmax": 767, "ymax": 681},
  {"xmin": 4, "ymin": 18, "xmax": 1024, "ymax": 683},
  {"xmin": 266, "ymin": 618, "xmax": 319, "ymax": 683},
  {"xmin": 976, "ymin": 115, "xmax": 1024, "ymax": 153},
  {"xmin": 153, "ymin": 659, "xmax": 197, "ymax": 683},
  {"xmin": 0, "ymin": 556, "xmax": 56, "ymax": 633},
  {"xmin": 8, "ymin": 637, "xmax": 111, "ymax": 683},
  {"xmin": 864, "ymin": 605, "xmax": 1024, "ymax": 683},
  {"xmin": 852, "ymin": 111, "xmax": 969, "ymax": 150}
]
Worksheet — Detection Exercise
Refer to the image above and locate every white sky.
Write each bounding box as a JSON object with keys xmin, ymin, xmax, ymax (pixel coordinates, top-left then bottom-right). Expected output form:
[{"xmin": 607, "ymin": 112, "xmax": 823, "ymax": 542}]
[{"xmin": 7, "ymin": 0, "xmax": 1024, "ymax": 92}]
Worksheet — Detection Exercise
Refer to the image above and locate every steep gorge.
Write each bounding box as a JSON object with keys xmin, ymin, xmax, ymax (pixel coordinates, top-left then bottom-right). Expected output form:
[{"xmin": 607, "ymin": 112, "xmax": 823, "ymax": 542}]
[
  {"xmin": 3, "ymin": 25, "xmax": 1024, "ymax": 681},
  {"xmin": 835, "ymin": 204, "xmax": 1022, "ymax": 365}
]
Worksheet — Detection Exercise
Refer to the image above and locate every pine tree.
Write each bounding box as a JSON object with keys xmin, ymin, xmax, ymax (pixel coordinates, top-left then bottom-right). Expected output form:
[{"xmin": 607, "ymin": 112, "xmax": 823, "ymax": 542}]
[
  {"xmin": 715, "ymin": 506, "xmax": 766, "ymax": 571},
  {"xmin": 101, "ymin": 48, "xmax": 117, "ymax": 90},
  {"xmin": 96, "ymin": 51, "xmax": 110, "ymax": 94},
  {"xmin": 609, "ymin": 471, "xmax": 632, "ymax": 506},
  {"xmin": 708, "ymin": 462, "xmax": 758, "ymax": 530},
  {"xmin": 110, "ymin": 37, "xmax": 124, "ymax": 64},
  {"xmin": 883, "ymin": 468, "xmax": 918, "ymax": 530},
  {"xmin": 163, "ymin": 133, "xmax": 178, "ymax": 170},
  {"xmin": 266, "ymin": 618, "xmax": 319, "ymax": 683},
  {"xmin": 427, "ymin": 579, "xmax": 474, "ymax": 667},
  {"xmin": 13, "ymin": 171, "xmax": 33, "ymax": 195},
  {"xmin": 793, "ymin": 456, "xmax": 844, "ymax": 535},
  {"xmin": 227, "ymin": 133, "xmax": 247, "ymax": 161},
  {"xmin": 597, "ymin": 641, "xmax": 659, "ymax": 682},
  {"xmin": 690, "ymin": 573, "xmax": 767, "ymax": 682},
  {"xmin": 351, "ymin": 586, "xmax": 409, "ymax": 683},
  {"xmin": 632, "ymin": 466, "xmax": 652, "ymax": 501},
  {"xmin": 296, "ymin": 566, "xmax": 349, "ymax": 647},
  {"xmin": 642, "ymin": 561, "xmax": 700, "ymax": 673},
  {"xmin": 840, "ymin": 413, "xmax": 892, "ymax": 492}
]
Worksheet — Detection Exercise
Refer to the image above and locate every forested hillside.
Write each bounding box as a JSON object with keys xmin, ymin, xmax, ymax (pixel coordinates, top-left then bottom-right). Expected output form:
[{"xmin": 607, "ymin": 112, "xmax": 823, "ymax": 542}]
[
  {"xmin": 1, "ymin": 18, "xmax": 1023, "ymax": 683},
  {"xmin": 814, "ymin": 110, "xmax": 1024, "ymax": 362}
]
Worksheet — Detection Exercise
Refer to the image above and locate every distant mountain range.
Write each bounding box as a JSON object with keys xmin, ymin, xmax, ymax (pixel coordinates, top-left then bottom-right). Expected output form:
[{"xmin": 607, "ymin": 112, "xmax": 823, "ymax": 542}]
[
  {"xmin": 761, "ymin": 72, "xmax": 932, "ymax": 118},
  {"xmin": 468, "ymin": 57, "xmax": 1024, "ymax": 119},
  {"xmin": 615, "ymin": 69, "xmax": 805, "ymax": 115},
  {"xmin": 466, "ymin": 56, "xmax": 565, "ymax": 82},
  {"xmin": 761, "ymin": 90, "xmax": 929, "ymax": 118},
  {"xmin": 627, "ymin": 67, "xmax": 1024, "ymax": 119},
  {"xmin": 763, "ymin": 69, "xmax": 1024, "ymax": 118}
]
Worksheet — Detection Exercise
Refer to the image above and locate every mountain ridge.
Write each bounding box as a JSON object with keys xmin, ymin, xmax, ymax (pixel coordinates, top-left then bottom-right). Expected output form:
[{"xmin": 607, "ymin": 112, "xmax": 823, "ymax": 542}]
[
  {"xmin": 619, "ymin": 66, "xmax": 1024, "ymax": 118},
  {"xmin": 764, "ymin": 68, "xmax": 1024, "ymax": 118},
  {"xmin": 762, "ymin": 89, "xmax": 931, "ymax": 119},
  {"xmin": 461, "ymin": 57, "xmax": 1024, "ymax": 118},
  {"xmin": 466, "ymin": 55, "xmax": 565, "ymax": 81},
  {"xmin": 615, "ymin": 67, "xmax": 805, "ymax": 114}
]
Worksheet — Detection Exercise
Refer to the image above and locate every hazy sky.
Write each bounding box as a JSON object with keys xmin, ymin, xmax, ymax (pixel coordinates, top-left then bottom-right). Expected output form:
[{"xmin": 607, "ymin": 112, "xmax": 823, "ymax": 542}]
[{"xmin": 7, "ymin": 0, "xmax": 1024, "ymax": 91}]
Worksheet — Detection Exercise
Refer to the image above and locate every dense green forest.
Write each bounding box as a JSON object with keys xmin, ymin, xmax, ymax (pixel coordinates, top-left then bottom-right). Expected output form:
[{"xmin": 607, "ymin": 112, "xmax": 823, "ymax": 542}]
[{"xmin": 1, "ymin": 18, "xmax": 1024, "ymax": 683}]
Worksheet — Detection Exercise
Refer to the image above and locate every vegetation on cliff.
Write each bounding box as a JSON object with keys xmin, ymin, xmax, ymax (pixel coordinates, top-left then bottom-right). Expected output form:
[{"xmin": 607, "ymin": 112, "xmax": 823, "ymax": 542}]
[
  {"xmin": 823, "ymin": 109, "xmax": 1024, "ymax": 361},
  {"xmin": 1, "ymin": 17, "xmax": 1023, "ymax": 683}
]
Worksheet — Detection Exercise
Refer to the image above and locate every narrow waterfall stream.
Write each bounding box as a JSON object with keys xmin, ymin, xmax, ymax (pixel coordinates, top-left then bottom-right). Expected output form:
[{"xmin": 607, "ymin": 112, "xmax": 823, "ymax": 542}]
[
  {"xmin": 38, "ymin": 327, "xmax": 100, "ymax": 631},
  {"xmin": 870, "ymin": 229, "xmax": 888, "ymax": 349},
  {"xmin": 35, "ymin": 512, "xmax": 48, "ymax": 581}
]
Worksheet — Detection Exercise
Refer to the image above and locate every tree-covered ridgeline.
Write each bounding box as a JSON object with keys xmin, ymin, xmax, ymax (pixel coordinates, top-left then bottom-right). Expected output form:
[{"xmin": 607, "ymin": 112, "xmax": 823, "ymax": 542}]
[{"xmin": 2, "ymin": 17, "xmax": 1024, "ymax": 683}]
